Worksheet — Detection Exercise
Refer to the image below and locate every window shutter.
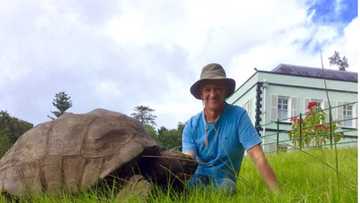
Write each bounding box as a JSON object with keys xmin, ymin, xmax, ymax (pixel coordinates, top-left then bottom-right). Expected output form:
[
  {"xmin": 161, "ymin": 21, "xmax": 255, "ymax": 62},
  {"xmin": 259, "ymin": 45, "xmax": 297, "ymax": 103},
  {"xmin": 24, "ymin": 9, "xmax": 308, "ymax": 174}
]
[
  {"xmin": 332, "ymin": 101, "xmax": 338, "ymax": 123},
  {"xmin": 304, "ymin": 99, "xmax": 310, "ymax": 113},
  {"xmin": 354, "ymin": 104, "xmax": 358, "ymax": 128},
  {"xmin": 271, "ymin": 95, "xmax": 278, "ymax": 121},
  {"xmin": 291, "ymin": 97, "xmax": 298, "ymax": 117},
  {"xmin": 324, "ymin": 101, "xmax": 330, "ymax": 122},
  {"xmin": 324, "ymin": 100, "xmax": 336, "ymax": 123},
  {"xmin": 337, "ymin": 102, "xmax": 344, "ymax": 126},
  {"xmin": 319, "ymin": 99, "xmax": 324, "ymax": 109}
]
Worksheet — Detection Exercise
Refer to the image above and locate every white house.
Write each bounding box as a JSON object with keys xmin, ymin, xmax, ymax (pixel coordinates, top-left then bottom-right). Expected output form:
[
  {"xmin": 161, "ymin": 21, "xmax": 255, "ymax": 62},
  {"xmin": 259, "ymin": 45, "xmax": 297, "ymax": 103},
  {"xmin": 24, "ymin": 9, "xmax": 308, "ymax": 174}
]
[{"xmin": 227, "ymin": 64, "xmax": 358, "ymax": 152}]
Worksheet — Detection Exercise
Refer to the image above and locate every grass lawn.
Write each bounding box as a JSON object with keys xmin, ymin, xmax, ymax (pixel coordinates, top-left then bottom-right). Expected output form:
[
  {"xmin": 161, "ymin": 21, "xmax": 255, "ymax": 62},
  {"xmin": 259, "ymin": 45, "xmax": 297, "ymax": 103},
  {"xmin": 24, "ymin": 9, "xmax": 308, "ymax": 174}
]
[{"xmin": 1, "ymin": 148, "xmax": 357, "ymax": 203}]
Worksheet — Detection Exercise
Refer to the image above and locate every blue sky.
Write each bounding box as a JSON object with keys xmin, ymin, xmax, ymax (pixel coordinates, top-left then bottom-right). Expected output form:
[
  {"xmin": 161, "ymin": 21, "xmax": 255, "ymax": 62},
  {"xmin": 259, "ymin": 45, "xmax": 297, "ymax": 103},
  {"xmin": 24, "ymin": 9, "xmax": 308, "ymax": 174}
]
[
  {"xmin": 0, "ymin": 0, "xmax": 358, "ymax": 129},
  {"xmin": 308, "ymin": 0, "xmax": 357, "ymax": 24},
  {"xmin": 302, "ymin": 0, "xmax": 358, "ymax": 51}
]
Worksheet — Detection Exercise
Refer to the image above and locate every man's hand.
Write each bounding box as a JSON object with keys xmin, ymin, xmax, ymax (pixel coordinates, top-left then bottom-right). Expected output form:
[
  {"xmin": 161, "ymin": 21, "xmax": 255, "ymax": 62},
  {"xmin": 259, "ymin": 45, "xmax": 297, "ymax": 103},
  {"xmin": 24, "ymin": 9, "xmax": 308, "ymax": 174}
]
[
  {"xmin": 183, "ymin": 151, "xmax": 195, "ymax": 159},
  {"xmin": 247, "ymin": 144, "xmax": 279, "ymax": 193}
]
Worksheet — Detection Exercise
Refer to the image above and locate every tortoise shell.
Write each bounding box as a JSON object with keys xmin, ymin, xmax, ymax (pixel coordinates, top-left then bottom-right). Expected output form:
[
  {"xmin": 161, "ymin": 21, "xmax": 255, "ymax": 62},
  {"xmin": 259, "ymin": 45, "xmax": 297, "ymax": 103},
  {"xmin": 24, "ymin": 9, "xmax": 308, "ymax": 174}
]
[{"xmin": 0, "ymin": 109, "xmax": 161, "ymax": 196}]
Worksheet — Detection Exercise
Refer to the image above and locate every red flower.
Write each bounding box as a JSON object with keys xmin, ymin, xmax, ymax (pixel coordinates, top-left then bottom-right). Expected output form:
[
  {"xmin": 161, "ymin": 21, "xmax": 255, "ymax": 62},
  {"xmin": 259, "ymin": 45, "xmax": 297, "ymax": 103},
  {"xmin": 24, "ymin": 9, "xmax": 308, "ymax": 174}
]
[
  {"xmin": 314, "ymin": 124, "xmax": 323, "ymax": 129},
  {"xmin": 307, "ymin": 101, "xmax": 318, "ymax": 110},
  {"xmin": 314, "ymin": 124, "xmax": 330, "ymax": 131}
]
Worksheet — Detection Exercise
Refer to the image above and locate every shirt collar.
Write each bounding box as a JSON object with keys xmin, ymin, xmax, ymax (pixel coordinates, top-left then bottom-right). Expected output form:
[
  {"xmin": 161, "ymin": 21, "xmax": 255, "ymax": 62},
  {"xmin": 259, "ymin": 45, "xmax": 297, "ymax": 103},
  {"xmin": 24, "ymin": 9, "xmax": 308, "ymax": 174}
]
[{"xmin": 201, "ymin": 102, "xmax": 229, "ymax": 126}]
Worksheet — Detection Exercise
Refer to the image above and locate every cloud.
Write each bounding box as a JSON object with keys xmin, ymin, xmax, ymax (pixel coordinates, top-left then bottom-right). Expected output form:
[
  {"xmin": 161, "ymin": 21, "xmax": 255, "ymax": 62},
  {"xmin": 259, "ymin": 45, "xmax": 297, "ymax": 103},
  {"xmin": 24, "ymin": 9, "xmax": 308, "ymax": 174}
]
[{"xmin": 0, "ymin": 0, "xmax": 357, "ymax": 129}]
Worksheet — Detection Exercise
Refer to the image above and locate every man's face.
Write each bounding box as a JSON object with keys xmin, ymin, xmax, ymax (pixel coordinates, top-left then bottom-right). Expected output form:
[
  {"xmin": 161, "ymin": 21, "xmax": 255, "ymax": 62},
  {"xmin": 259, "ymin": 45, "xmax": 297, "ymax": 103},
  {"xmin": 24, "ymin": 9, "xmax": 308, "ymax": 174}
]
[{"xmin": 200, "ymin": 81, "xmax": 227, "ymax": 111}]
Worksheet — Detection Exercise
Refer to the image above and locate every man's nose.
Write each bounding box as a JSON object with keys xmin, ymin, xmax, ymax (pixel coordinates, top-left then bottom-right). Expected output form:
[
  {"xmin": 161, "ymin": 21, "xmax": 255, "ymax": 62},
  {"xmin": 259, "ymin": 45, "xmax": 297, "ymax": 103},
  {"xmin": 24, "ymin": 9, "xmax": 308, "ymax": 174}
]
[{"xmin": 209, "ymin": 89, "xmax": 217, "ymax": 97}]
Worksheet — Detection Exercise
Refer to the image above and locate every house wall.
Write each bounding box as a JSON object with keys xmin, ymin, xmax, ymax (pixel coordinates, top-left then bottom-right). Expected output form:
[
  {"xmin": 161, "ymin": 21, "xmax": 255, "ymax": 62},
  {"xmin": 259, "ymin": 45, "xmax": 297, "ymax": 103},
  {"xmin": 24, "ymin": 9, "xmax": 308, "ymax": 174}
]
[
  {"xmin": 227, "ymin": 73, "xmax": 258, "ymax": 124},
  {"xmin": 227, "ymin": 72, "xmax": 258, "ymax": 105},
  {"xmin": 228, "ymin": 71, "xmax": 358, "ymax": 153},
  {"xmin": 264, "ymin": 85, "xmax": 357, "ymax": 123}
]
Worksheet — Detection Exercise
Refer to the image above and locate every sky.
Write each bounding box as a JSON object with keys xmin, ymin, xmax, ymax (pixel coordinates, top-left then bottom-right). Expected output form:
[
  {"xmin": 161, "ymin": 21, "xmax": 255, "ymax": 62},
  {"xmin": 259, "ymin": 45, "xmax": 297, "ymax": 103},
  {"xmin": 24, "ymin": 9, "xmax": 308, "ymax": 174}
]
[{"xmin": 0, "ymin": 0, "xmax": 358, "ymax": 129}]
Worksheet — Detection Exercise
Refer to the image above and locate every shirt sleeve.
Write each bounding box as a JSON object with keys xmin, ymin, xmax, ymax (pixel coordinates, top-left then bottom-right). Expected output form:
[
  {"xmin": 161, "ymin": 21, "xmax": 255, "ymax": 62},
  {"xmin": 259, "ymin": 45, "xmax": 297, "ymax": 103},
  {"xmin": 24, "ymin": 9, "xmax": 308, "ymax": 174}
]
[
  {"xmin": 238, "ymin": 111, "xmax": 262, "ymax": 150},
  {"xmin": 182, "ymin": 121, "xmax": 196, "ymax": 153}
]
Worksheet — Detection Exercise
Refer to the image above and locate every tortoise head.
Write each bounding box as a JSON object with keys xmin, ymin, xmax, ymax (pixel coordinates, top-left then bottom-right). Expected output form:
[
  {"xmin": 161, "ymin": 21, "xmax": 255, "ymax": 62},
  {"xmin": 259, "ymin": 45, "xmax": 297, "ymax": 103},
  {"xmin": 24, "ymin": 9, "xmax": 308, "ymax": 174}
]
[{"xmin": 150, "ymin": 150, "xmax": 197, "ymax": 189}]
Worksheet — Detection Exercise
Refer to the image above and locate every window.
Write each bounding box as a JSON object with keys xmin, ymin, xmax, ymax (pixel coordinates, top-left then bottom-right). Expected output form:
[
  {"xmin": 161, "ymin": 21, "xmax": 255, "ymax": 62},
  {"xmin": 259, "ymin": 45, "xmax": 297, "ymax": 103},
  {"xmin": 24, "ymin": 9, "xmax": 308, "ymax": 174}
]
[
  {"xmin": 343, "ymin": 104, "xmax": 353, "ymax": 127},
  {"xmin": 277, "ymin": 96, "xmax": 288, "ymax": 121}
]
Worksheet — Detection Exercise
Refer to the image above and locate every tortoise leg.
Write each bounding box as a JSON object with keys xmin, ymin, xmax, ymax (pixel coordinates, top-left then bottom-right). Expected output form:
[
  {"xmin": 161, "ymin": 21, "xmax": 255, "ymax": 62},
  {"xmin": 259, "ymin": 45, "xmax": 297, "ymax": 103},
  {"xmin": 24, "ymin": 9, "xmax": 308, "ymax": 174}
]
[{"xmin": 115, "ymin": 175, "xmax": 152, "ymax": 203}]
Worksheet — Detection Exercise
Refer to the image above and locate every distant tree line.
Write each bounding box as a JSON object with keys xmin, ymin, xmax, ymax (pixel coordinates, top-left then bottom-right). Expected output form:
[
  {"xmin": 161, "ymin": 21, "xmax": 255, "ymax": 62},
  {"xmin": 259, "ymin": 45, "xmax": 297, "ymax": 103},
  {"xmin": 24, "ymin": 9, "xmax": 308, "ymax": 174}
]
[
  {"xmin": 155, "ymin": 124, "xmax": 184, "ymax": 150},
  {"xmin": 144, "ymin": 123, "xmax": 184, "ymax": 150},
  {"xmin": 0, "ymin": 111, "xmax": 33, "ymax": 156},
  {"xmin": 130, "ymin": 105, "xmax": 183, "ymax": 150}
]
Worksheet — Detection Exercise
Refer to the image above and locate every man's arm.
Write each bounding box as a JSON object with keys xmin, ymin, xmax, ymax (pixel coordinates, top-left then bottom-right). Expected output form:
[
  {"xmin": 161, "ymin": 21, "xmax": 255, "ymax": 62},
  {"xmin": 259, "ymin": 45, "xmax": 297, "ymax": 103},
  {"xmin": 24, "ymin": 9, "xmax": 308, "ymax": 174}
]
[
  {"xmin": 247, "ymin": 144, "xmax": 279, "ymax": 193},
  {"xmin": 182, "ymin": 121, "xmax": 196, "ymax": 160}
]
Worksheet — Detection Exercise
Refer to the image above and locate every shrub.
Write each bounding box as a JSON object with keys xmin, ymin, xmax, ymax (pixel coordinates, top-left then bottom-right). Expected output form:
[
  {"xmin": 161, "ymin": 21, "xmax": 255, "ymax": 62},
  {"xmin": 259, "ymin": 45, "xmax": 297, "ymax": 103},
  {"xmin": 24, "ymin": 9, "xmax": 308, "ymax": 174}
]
[{"xmin": 288, "ymin": 102, "xmax": 342, "ymax": 148}]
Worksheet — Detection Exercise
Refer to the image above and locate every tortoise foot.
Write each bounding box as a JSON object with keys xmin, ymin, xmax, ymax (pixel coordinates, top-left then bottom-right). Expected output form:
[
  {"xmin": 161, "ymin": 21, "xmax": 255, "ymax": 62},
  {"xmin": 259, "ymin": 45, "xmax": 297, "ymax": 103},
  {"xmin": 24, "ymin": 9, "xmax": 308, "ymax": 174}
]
[{"xmin": 116, "ymin": 175, "xmax": 152, "ymax": 203}]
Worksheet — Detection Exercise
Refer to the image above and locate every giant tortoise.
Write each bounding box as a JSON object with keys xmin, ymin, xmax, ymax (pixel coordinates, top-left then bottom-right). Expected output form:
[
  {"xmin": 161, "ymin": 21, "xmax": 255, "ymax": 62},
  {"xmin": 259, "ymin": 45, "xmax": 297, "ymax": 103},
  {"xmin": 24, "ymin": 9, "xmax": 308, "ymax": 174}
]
[{"xmin": 0, "ymin": 109, "xmax": 196, "ymax": 198}]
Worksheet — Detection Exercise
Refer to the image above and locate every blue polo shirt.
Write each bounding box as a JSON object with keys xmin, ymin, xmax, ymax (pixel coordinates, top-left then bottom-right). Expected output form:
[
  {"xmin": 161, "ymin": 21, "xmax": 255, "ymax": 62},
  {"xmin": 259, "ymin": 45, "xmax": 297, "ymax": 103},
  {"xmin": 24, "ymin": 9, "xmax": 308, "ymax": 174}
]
[{"xmin": 182, "ymin": 103, "xmax": 261, "ymax": 182}]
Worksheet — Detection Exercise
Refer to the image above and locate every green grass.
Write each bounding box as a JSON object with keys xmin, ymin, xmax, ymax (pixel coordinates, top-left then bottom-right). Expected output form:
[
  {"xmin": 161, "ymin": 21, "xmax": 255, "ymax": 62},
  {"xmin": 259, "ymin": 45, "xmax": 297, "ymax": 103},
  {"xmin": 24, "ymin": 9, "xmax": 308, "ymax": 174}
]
[{"xmin": 1, "ymin": 148, "xmax": 357, "ymax": 203}]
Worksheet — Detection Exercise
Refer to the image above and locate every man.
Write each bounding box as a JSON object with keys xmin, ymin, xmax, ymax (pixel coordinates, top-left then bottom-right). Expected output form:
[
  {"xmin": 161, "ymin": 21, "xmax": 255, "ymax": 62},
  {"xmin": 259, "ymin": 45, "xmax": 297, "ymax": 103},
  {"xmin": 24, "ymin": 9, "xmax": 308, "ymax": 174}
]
[{"xmin": 182, "ymin": 63, "xmax": 278, "ymax": 193}]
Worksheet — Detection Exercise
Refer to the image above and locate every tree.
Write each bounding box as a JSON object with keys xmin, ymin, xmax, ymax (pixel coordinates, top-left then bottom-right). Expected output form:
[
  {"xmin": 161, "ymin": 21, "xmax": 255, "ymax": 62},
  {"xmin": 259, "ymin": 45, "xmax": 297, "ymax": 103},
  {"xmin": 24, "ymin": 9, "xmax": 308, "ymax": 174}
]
[
  {"xmin": 329, "ymin": 51, "xmax": 349, "ymax": 71},
  {"xmin": 0, "ymin": 129, "xmax": 11, "ymax": 157},
  {"xmin": 130, "ymin": 105, "xmax": 157, "ymax": 126},
  {"xmin": 49, "ymin": 91, "xmax": 72, "ymax": 119},
  {"xmin": 144, "ymin": 124, "xmax": 158, "ymax": 140},
  {"xmin": 156, "ymin": 122, "xmax": 184, "ymax": 150},
  {"xmin": 0, "ymin": 111, "xmax": 33, "ymax": 156}
]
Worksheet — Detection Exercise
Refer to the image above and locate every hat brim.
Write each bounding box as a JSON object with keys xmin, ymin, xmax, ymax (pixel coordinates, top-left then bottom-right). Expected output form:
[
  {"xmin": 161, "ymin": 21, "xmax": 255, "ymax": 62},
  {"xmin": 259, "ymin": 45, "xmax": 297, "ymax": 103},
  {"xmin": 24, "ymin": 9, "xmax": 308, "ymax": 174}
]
[{"xmin": 190, "ymin": 78, "xmax": 236, "ymax": 100}]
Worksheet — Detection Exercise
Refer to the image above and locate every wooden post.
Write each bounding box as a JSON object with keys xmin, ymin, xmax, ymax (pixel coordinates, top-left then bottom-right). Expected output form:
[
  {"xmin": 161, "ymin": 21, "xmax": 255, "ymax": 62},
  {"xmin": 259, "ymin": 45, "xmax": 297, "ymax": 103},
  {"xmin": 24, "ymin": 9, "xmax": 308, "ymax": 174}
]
[
  {"xmin": 329, "ymin": 105, "xmax": 333, "ymax": 149},
  {"xmin": 276, "ymin": 119, "xmax": 280, "ymax": 153},
  {"xmin": 299, "ymin": 113, "xmax": 303, "ymax": 150}
]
